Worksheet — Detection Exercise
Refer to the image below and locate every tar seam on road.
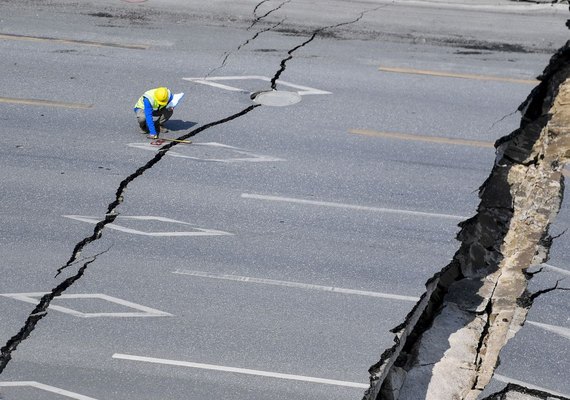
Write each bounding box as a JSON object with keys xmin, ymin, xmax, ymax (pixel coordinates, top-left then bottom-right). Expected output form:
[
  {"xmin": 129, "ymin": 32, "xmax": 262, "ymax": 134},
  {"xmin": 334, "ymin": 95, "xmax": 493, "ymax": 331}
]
[
  {"xmin": 0, "ymin": 33, "xmax": 149, "ymax": 50},
  {"xmin": 0, "ymin": 97, "xmax": 92, "ymax": 109},
  {"xmin": 379, "ymin": 66, "xmax": 539, "ymax": 85},
  {"xmin": 349, "ymin": 129, "xmax": 495, "ymax": 148},
  {"xmin": 349, "ymin": 129, "xmax": 570, "ymax": 177}
]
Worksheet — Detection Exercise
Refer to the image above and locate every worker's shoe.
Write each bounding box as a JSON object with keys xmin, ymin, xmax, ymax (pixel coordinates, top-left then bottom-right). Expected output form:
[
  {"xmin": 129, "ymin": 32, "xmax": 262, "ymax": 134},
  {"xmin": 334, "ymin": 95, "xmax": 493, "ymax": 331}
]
[
  {"xmin": 139, "ymin": 123, "xmax": 149, "ymax": 134},
  {"xmin": 147, "ymin": 134, "xmax": 159, "ymax": 139}
]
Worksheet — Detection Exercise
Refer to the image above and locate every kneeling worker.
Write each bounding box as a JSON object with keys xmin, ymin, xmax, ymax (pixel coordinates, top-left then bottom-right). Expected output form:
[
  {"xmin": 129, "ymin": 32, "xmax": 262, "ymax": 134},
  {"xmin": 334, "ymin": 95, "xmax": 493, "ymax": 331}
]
[{"xmin": 134, "ymin": 87, "xmax": 173, "ymax": 139}]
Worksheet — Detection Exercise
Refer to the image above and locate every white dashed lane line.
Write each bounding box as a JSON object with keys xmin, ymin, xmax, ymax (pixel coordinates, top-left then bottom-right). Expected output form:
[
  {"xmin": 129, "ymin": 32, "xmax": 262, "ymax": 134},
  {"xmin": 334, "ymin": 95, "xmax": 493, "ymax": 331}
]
[
  {"xmin": 241, "ymin": 193, "xmax": 466, "ymax": 220},
  {"xmin": 172, "ymin": 269, "xmax": 419, "ymax": 302},
  {"xmin": 172, "ymin": 269, "xmax": 570, "ymax": 341},
  {"xmin": 526, "ymin": 321, "xmax": 570, "ymax": 340},
  {"xmin": 112, "ymin": 354, "xmax": 369, "ymax": 389}
]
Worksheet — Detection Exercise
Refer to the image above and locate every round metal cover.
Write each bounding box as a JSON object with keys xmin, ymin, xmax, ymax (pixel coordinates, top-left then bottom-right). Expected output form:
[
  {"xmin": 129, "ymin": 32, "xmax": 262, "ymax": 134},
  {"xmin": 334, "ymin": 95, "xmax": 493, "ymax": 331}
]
[{"xmin": 251, "ymin": 90, "xmax": 302, "ymax": 107}]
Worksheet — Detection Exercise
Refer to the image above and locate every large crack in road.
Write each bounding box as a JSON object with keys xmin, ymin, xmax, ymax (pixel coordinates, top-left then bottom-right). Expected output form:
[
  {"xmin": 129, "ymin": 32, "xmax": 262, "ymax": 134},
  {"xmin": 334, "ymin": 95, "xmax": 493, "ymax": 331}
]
[
  {"xmin": 2, "ymin": 3, "xmax": 567, "ymax": 398},
  {"xmin": 0, "ymin": 2, "xmax": 377, "ymax": 385},
  {"xmin": 364, "ymin": 40, "xmax": 570, "ymax": 400},
  {"xmin": 0, "ymin": 104, "xmax": 261, "ymax": 375}
]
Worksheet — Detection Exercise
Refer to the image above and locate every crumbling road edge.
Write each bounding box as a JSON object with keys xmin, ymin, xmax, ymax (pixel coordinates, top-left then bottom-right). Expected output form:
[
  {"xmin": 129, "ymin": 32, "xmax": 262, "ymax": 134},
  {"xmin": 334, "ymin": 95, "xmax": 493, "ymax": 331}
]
[{"xmin": 364, "ymin": 41, "xmax": 570, "ymax": 400}]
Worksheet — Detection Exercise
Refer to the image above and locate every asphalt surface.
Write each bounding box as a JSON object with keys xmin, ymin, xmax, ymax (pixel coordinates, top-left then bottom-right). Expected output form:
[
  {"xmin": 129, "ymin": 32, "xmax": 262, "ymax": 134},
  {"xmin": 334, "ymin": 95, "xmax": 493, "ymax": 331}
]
[{"xmin": 0, "ymin": 1, "xmax": 569, "ymax": 399}]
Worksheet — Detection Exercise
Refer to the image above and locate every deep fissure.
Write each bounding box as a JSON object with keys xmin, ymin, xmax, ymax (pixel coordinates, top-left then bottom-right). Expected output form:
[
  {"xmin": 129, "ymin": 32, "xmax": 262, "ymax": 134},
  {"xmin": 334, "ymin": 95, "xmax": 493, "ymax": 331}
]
[
  {"xmin": 0, "ymin": 246, "xmax": 112, "ymax": 374},
  {"xmin": 269, "ymin": 8, "xmax": 379, "ymax": 90},
  {"xmin": 0, "ymin": 8, "xmax": 376, "ymax": 378}
]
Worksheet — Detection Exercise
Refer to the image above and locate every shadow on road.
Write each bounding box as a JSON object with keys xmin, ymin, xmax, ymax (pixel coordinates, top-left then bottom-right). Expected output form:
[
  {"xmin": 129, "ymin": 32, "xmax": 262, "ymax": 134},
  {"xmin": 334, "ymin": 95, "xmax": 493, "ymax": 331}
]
[{"xmin": 165, "ymin": 120, "xmax": 197, "ymax": 131}]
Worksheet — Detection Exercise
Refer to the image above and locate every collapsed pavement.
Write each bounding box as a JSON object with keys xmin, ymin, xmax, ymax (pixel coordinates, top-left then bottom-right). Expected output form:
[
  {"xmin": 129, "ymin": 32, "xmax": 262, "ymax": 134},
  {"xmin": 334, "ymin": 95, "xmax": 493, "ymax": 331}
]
[{"xmin": 363, "ymin": 41, "xmax": 570, "ymax": 400}]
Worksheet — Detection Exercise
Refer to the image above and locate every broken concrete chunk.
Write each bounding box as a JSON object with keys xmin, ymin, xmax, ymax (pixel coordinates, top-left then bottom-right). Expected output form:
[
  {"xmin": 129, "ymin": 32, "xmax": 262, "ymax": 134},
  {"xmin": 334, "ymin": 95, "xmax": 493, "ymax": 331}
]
[{"xmin": 445, "ymin": 278, "xmax": 496, "ymax": 313}]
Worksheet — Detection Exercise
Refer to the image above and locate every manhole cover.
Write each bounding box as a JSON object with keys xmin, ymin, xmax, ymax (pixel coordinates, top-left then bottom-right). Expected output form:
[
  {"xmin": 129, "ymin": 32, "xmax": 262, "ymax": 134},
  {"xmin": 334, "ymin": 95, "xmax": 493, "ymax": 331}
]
[{"xmin": 251, "ymin": 90, "xmax": 302, "ymax": 107}]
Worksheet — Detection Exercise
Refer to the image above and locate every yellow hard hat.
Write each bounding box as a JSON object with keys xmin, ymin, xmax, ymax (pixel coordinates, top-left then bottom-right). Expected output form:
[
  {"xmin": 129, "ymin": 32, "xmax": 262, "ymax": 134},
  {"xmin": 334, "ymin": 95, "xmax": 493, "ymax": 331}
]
[{"xmin": 155, "ymin": 87, "xmax": 169, "ymax": 106}]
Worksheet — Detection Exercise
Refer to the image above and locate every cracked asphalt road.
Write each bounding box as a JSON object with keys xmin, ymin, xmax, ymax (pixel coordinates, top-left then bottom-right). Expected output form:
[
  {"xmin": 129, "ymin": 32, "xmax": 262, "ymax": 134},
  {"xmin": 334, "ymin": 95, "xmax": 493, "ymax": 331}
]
[{"xmin": 0, "ymin": 0, "xmax": 569, "ymax": 399}]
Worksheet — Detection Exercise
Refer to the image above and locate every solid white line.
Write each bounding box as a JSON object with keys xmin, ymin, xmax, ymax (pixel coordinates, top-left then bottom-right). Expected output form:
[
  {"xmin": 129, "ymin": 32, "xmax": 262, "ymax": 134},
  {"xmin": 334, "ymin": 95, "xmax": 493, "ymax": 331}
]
[
  {"xmin": 112, "ymin": 354, "xmax": 369, "ymax": 389},
  {"xmin": 527, "ymin": 321, "xmax": 570, "ymax": 340},
  {"xmin": 494, "ymin": 374, "xmax": 570, "ymax": 398},
  {"xmin": 241, "ymin": 193, "xmax": 466, "ymax": 220},
  {"xmin": 0, "ymin": 381, "xmax": 98, "ymax": 399},
  {"xmin": 542, "ymin": 263, "xmax": 570, "ymax": 277},
  {"xmin": 172, "ymin": 270, "xmax": 419, "ymax": 302}
]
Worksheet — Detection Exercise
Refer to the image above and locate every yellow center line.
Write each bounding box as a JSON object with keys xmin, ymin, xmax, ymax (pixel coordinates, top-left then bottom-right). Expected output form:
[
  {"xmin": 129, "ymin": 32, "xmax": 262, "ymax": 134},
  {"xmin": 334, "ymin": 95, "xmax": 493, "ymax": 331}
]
[
  {"xmin": 349, "ymin": 129, "xmax": 495, "ymax": 148},
  {"xmin": 0, "ymin": 33, "xmax": 149, "ymax": 50},
  {"xmin": 0, "ymin": 97, "xmax": 93, "ymax": 109},
  {"xmin": 350, "ymin": 129, "xmax": 570, "ymax": 176},
  {"xmin": 379, "ymin": 66, "xmax": 539, "ymax": 85}
]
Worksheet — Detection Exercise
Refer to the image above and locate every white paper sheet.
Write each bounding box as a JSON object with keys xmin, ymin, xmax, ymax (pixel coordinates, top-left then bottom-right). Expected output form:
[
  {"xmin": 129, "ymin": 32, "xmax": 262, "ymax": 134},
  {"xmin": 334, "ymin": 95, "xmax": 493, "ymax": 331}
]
[{"xmin": 167, "ymin": 93, "xmax": 184, "ymax": 108}]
